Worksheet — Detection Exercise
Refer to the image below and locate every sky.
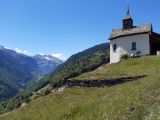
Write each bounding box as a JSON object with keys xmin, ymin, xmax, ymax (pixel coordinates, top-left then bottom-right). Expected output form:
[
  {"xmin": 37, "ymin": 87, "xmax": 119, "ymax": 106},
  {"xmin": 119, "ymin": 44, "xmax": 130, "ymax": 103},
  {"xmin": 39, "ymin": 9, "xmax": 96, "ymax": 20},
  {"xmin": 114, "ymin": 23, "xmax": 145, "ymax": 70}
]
[{"xmin": 0, "ymin": 0, "xmax": 160, "ymax": 60}]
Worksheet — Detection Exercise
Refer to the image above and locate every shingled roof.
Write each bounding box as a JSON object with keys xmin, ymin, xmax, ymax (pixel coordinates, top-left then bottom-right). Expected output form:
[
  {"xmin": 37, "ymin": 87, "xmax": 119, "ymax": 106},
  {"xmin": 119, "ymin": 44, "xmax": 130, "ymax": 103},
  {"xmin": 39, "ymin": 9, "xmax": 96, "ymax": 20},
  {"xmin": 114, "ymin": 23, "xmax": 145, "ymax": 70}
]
[{"xmin": 109, "ymin": 24, "xmax": 152, "ymax": 40}]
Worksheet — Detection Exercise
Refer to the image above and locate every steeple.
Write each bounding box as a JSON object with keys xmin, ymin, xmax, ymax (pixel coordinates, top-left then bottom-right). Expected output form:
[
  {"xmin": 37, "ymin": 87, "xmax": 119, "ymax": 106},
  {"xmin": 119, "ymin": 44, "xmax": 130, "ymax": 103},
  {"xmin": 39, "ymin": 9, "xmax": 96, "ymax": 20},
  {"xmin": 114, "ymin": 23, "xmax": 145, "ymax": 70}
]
[
  {"xmin": 123, "ymin": 4, "xmax": 133, "ymax": 29},
  {"xmin": 124, "ymin": 5, "xmax": 132, "ymax": 19}
]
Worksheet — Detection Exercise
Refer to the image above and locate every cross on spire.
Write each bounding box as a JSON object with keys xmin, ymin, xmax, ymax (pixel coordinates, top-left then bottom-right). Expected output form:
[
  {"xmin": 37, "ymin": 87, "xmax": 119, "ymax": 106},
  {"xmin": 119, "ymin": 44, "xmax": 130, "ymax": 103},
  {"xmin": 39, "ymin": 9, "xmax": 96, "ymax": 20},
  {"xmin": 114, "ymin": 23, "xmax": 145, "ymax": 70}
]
[
  {"xmin": 127, "ymin": 4, "xmax": 130, "ymax": 15},
  {"xmin": 124, "ymin": 4, "xmax": 132, "ymax": 19}
]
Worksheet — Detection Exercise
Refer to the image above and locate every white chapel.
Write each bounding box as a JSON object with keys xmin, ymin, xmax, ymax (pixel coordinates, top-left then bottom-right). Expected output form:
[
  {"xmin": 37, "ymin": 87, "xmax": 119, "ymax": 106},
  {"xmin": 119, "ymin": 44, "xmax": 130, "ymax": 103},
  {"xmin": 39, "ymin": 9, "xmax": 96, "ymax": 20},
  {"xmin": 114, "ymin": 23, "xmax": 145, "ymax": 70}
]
[{"xmin": 109, "ymin": 7, "xmax": 160, "ymax": 63}]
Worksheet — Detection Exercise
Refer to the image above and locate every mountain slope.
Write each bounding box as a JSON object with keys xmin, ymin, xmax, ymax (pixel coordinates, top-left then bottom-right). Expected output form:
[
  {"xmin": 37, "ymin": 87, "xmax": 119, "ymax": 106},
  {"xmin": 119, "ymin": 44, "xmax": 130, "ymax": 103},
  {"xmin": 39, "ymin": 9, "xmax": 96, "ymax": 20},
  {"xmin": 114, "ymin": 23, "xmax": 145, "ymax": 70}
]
[
  {"xmin": 50, "ymin": 43, "xmax": 110, "ymax": 87},
  {"xmin": 0, "ymin": 46, "xmax": 62, "ymax": 102},
  {"xmin": 1, "ymin": 56, "xmax": 160, "ymax": 120},
  {"xmin": 0, "ymin": 47, "xmax": 38, "ymax": 102}
]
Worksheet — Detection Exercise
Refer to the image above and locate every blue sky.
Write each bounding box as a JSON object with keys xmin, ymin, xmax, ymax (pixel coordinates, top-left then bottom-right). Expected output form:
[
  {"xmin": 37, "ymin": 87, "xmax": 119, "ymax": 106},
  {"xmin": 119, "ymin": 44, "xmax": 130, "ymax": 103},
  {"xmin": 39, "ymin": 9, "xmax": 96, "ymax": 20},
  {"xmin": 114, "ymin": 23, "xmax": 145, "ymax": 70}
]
[{"xmin": 0, "ymin": 0, "xmax": 160, "ymax": 60}]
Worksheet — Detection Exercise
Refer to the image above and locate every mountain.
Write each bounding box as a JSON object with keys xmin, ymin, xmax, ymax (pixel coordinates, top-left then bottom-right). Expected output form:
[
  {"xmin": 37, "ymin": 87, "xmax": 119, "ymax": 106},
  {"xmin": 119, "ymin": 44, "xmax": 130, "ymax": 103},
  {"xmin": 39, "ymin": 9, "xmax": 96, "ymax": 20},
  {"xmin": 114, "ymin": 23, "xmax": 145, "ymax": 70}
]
[
  {"xmin": 0, "ymin": 46, "xmax": 38, "ymax": 102},
  {"xmin": 33, "ymin": 54, "xmax": 63, "ymax": 74},
  {"xmin": 0, "ymin": 46, "xmax": 62, "ymax": 102}
]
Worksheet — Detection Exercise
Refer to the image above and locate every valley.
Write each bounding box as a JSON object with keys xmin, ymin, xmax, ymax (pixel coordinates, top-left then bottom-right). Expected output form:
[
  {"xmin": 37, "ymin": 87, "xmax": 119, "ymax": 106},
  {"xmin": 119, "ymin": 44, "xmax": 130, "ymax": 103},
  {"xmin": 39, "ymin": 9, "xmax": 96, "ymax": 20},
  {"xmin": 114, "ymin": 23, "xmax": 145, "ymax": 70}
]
[{"xmin": 0, "ymin": 46, "xmax": 63, "ymax": 103}]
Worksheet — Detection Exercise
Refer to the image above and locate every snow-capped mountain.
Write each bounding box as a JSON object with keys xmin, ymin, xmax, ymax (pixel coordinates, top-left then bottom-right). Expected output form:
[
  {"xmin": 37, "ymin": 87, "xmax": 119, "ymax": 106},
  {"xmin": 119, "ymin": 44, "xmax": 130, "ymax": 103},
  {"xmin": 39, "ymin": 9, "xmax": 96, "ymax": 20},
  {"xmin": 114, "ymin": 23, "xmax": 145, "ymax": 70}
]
[
  {"xmin": 33, "ymin": 54, "xmax": 63, "ymax": 74},
  {"xmin": 0, "ymin": 45, "xmax": 63, "ymax": 102},
  {"xmin": 0, "ymin": 45, "xmax": 63, "ymax": 74}
]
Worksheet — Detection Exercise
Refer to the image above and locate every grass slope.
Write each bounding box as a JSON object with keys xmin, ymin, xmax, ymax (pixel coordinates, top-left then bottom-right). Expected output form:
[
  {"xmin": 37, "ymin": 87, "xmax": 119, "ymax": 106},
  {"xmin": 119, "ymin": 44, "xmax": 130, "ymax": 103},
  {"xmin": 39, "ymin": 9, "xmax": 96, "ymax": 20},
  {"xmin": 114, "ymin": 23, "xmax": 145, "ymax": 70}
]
[
  {"xmin": 0, "ymin": 56, "xmax": 160, "ymax": 120},
  {"xmin": 73, "ymin": 56, "xmax": 160, "ymax": 80}
]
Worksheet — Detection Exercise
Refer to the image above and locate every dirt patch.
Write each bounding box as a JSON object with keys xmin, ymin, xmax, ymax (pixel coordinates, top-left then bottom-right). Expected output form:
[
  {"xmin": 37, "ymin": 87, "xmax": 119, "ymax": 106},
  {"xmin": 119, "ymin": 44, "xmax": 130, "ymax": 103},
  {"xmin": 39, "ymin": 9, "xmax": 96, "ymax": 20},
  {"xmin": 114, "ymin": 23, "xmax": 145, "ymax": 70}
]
[{"xmin": 21, "ymin": 102, "xmax": 27, "ymax": 107}]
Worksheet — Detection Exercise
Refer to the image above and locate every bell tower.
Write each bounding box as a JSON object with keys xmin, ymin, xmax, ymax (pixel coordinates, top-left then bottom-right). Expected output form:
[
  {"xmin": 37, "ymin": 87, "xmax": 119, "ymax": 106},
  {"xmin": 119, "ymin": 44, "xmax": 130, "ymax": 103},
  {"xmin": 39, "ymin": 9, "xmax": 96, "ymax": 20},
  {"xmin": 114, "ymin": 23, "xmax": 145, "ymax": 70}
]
[{"xmin": 123, "ymin": 5, "xmax": 133, "ymax": 29}]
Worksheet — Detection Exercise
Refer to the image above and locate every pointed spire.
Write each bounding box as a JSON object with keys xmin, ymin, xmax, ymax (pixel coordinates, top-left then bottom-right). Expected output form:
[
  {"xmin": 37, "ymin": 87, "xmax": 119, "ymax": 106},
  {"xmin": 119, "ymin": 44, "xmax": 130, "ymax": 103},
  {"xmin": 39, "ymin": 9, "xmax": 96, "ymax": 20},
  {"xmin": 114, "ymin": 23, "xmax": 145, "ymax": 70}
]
[
  {"xmin": 127, "ymin": 4, "xmax": 130, "ymax": 15},
  {"xmin": 124, "ymin": 3, "xmax": 132, "ymax": 19}
]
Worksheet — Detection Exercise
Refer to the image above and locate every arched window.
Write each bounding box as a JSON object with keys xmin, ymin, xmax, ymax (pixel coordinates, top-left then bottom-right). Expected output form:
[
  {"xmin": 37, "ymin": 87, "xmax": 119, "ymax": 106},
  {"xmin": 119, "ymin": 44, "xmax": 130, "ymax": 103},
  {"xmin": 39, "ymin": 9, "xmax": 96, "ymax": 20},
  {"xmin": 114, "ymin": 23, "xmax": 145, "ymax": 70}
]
[{"xmin": 113, "ymin": 44, "xmax": 117, "ymax": 52}]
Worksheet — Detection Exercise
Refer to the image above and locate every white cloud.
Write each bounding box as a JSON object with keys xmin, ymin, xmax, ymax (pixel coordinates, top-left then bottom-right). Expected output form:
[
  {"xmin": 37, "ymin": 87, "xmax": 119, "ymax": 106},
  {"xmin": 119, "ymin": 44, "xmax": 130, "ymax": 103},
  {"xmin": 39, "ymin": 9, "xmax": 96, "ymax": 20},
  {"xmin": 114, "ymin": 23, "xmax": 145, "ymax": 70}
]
[
  {"xmin": 52, "ymin": 53, "xmax": 62, "ymax": 58},
  {"xmin": 52, "ymin": 53, "xmax": 68, "ymax": 61},
  {"xmin": 15, "ymin": 48, "xmax": 32, "ymax": 56},
  {"xmin": 37, "ymin": 53, "xmax": 44, "ymax": 55}
]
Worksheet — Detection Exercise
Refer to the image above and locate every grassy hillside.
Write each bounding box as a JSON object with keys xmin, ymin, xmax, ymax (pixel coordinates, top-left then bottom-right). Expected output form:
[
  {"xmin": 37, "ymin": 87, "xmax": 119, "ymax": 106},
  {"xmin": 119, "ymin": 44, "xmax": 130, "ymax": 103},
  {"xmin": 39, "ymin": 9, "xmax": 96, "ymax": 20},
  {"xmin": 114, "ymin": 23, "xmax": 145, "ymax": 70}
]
[
  {"xmin": 1, "ymin": 56, "xmax": 160, "ymax": 120},
  {"xmin": 73, "ymin": 56, "xmax": 160, "ymax": 80}
]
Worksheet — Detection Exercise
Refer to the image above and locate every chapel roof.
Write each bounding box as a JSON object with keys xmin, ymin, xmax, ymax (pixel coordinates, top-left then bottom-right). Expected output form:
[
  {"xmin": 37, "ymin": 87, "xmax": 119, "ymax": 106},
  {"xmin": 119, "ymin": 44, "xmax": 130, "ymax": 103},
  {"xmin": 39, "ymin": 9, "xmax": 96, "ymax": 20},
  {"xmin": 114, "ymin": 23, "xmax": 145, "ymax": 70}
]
[{"xmin": 109, "ymin": 24, "xmax": 152, "ymax": 40}]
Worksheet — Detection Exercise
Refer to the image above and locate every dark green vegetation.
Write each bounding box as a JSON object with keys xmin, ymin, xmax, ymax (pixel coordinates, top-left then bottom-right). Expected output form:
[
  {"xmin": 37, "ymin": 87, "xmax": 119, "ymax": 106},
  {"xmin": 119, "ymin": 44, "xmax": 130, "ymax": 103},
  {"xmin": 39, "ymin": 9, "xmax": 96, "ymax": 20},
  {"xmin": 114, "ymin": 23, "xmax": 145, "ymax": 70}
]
[
  {"xmin": 50, "ymin": 43, "xmax": 110, "ymax": 87},
  {"xmin": 0, "ymin": 75, "xmax": 50, "ymax": 114},
  {"xmin": 1, "ymin": 56, "xmax": 160, "ymax": 120},
  {"xmin": 0, "ymin": 47, "xmax": 39, "ymax": 102},
  {"xmin": 0, "ymin": 43, "xmax": 110, "ymax": 114}
]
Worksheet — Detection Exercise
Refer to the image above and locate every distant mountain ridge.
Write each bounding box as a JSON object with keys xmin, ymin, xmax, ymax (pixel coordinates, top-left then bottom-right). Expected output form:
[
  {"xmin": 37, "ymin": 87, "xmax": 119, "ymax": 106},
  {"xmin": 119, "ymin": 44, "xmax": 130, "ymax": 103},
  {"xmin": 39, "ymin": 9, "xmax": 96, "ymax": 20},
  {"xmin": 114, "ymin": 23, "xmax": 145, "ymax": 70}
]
[
  {"xmin": 33, "ymin": 54, "xmax": 63, "ymax": 74},
  {"xmin": 0, "ymin": 45, "xmax": 62, "ymax": 102}
]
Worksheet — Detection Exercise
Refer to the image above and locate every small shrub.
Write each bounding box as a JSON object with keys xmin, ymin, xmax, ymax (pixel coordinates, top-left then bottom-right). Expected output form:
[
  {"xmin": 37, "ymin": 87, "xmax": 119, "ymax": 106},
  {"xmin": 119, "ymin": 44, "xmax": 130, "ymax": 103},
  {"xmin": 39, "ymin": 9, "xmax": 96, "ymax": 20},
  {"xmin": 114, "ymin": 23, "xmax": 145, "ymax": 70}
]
[
  {"xmin": 43, "ymin": 89, "xmax": 51, "ymax": 96},
  {"xmin": 121, "ymin": 54, "xmax": 129, "ymax": 60}
]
